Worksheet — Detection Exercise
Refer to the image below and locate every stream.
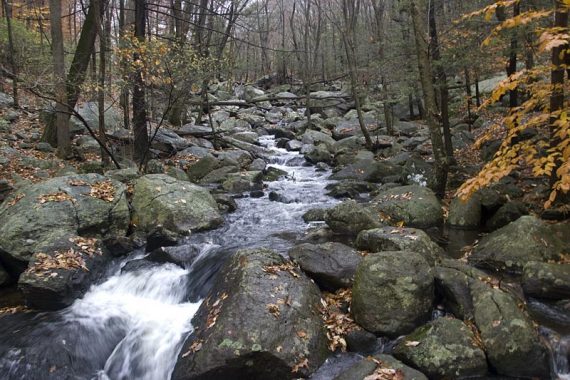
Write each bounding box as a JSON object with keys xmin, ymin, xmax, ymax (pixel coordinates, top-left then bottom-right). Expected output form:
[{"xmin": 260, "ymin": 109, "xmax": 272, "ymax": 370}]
[{"xmin": 0, "ymin": 135, "xmax": 568, "ymax": 379}]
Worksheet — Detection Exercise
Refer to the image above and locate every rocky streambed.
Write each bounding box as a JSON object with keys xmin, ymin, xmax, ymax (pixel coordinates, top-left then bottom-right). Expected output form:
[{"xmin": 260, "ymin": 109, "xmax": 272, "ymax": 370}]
[{"xmin": 0, "ymin": 85, "xmax": 568, "ymax": 380}]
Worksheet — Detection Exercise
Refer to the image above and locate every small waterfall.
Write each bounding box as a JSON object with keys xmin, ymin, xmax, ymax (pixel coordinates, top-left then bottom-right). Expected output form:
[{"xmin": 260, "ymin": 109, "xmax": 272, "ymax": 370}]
[{"xmin": 66, "ymin": 264, "xmax": 201, "ymax": 380}]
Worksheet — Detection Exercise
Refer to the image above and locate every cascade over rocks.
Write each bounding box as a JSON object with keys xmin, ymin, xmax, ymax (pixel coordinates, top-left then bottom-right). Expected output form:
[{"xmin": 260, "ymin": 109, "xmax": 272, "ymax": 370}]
[
  {"xmin": 131, "ymin": 174, "xmax": 223, "ymax": 239},
  {"xmin": 173, "ymin": 248, "xmax": 329, "ymax": 380},
  {"xmin": 351, "ymin": 251, "xmax": 434, "ymax": 337}
]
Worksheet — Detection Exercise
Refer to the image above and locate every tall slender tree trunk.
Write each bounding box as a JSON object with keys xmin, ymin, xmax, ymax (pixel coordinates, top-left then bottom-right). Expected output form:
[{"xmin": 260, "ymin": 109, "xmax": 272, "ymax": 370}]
[
  {"xmin": 429, "ymin": 0, "xmax": 453, "ymax": 161},
  {"xmin": 96, "ymin": 0, "xmax": 109, "ymax": 165},
  {"xmin": 119, "ymin": 0, "xmax": 130, "ymax": 130},
  {"xmin": 550, "ymin": 1, "xmax": 568, "ymax": 191},
  {"xmin": 49, "ymin": 0, "xmax": 71, "ymax": 158},
  {"xmin": 133, "ymin": 0, "xmax": 148, "ymax": 164},
  {"xmin": 2, "ymin": 0, "xmax": 17, "ymax": 107},
  {"xmin": 410, "ymin": 0, "xmax": 448, "ymax": 197},
  {"xmin": 41, "ymin": 1, "xmax": 104, "ymax": 145}
]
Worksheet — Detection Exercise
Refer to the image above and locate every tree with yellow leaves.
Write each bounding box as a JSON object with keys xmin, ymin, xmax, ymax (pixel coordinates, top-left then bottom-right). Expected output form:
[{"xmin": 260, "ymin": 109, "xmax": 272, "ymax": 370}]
[{"xmin": 457, "ymin": 0, "xmax": 570, "ymax": 209}]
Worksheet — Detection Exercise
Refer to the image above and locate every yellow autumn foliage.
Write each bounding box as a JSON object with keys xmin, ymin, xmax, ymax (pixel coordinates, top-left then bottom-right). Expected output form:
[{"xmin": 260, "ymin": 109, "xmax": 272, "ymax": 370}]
[{"xmin": 457, "ymin": 1, "xmax": 570, "ymax": 209}]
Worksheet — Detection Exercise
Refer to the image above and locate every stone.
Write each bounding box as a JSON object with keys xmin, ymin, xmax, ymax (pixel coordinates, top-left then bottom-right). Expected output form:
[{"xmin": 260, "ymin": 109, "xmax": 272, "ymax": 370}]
[
  {"xmin": 172, "ymin": 248, "xmax": 329, "ymax": 380},
  {"xmin": 355, "ymin": 227, "xmax": 444, "ymax": 266},
  {"xmin": 330, "ymin": 159, "xmax": 402, "ymax": 183},
  {"xmin": 393, "ymin": 317, "xmax": 487, "ymax": 379},
  {"xmin": 18, "ymin": 240, "xmax": 111, "ymax": 310},
  {"xmin": 301, "ymin": 130, "xmax": 335, "ymax": 150},
  {"xmin": 333, "ymin": 354, "xmax": 427, "ymax": 380},
  {"xmin": 0, "ymin": 262, "xmax": 10, "ymax": 287},
  {"xmin": 470, "ymin": 215, "xmax": 570, "ymax": 274},
  {"xmin": 0, "ymin": 174, "xmax": 129, "ymax": 274},
  {"xmin": 370, "ymin": 185, "xmax": 443, "ymax": 228},
  {"xmin": 447, "ymin": 194, "xmax": 482, "ymax": 228},
  {"xmin": 522, "ymin": 261, "xmax": 570, "ymax": 299},
  {"xmin": 471, "ymin": 281, "xmax": 550, "ymax": 378},
  {"xmin": 485, "ymin": 201, "xmax": 527, "ymax": 231},
  {"xmin": 131, "ymin": 174, "xmax": 223, "ymax": 238},
  {"xmin": 324, "ymin": 200, "xmax": 383, "ymax": 236},
  {"xmin": 302, "ymin": 208, "xmax": 328, "ymax": 222},
  {"xmin": 352, "ymin": 251, "xmax": 433, "ymax": 337},
  {"xmin": 288, "ymin": 242, "xmax": 362, "ymax": 291},
  {"xmin": 304, "ymin": 144, "xmax": 333, "ymax": 164}
]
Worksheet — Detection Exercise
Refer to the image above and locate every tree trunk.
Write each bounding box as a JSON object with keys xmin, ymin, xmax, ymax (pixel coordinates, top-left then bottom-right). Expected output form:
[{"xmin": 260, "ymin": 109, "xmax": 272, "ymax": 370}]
[
  {"xmin": 41, "ymin": 1, "xmax": 104, "ymax": 145},
  {"xmin": 410, "ymin": 0, "xmax": 448, "ymax": 197},
  {"xmin": 2, "ymin": 0, "xmax": 17, "ymax": 107},
  {"xmin": 49, "ymin": 0, "xmax": 71, "ymax": 158},
  {"xmin": 133, "ymin": 0, "xmax": 149, "ymax": 164},
  {"xmin": 550, "ymin": 1, "xmax": 568, "ymax": 191},
  {"xmin": 429, "ymin": 0, "xmax": 453, "ymax": 161},
  {"xmin": 96, "ymin": 0, "xmax": 109, "ymax": 165}
]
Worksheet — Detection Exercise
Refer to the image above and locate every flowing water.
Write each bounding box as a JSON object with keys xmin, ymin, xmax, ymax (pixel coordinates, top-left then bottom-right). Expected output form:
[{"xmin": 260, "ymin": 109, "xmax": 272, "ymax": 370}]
[
  {"xmin": 0, "ymin": 136, "xmax": 338, "ymax": 380},
  {"xmin": 0, "ymin": 136, "xmax": 568, "ymax": 379}
]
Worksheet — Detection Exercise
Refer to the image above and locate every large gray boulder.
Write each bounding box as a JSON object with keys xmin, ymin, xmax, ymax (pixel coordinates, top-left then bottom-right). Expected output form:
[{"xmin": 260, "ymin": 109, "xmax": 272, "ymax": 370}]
[
  {"xmin": 470, "ymin": 215, "xmax": 570, "ymax": 274},
  {"xmin": 172, "ymin": 248, "xmax": 329, "ymax": 380},
  {"xmin": 355, "ymin": 227, "xmax": 444, "ymax": 266},
  {"xmin": 370, "ymin": 185, "xmax": 443, "ymax": 228},
  {"xmin": 131, "ymin": 174, "xmax": 223, "ymax": 238},
  {"xmin": 393, "ymin": 317, "xmax": 487, "ymax": 379},
  {"xmin": 288, "ymin": 242, "xmax": 362, "ymax": 291},
  {"xmin": 0, "ymin": 174, "xmax": 129, "ymax": 273},
  {"xmin": 333, "ymin": 354, "xmax": 427, "ymax": 380},
  {"xmin": 301, "ymin": 130, "xmax": 335, "ymax": 150},
  {"xmin": 352, "ymin": 251, "xmax": 433, "ymax": 337},
  {"xmin": 18, "ymin": 238, "xmax": 111, "ymax": 310},
  {"xmin": 471, "ymin": 281, "xmax": 550, "ymax": 378},
  {"xmin": 522, "ymin": 261, "xmax": 570, "ymax": 299},
  {"xmin": 324, "ymin": 200, "xmax": 384, "ymax": 236},
  {"xmin": 0, "ymin": 262, "xmax": 10, "ymax": 287},
  {"xmin": 330, "ymin": 159, "xmax": 402, "ymax": 183},
  {"xmin": 447, "ymin": 194, "xmax": 482, "ymax": 228}
]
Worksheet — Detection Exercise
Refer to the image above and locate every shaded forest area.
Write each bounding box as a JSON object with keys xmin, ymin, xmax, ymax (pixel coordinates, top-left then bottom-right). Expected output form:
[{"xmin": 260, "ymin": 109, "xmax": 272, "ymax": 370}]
[{"xmin": 0, "ymin": 0, "xmax": 569, "ymax": 379}]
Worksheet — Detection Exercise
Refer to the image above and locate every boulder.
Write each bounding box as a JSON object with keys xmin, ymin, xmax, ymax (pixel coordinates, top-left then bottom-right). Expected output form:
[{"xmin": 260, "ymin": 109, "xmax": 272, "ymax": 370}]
[
  {"xmin": 370, "ymin": 185, "xmax": 443, "ymax": 228},
  {"xmin": 330, "ymin": 159, "xmax": 402, "ymax": 183},
  {"xmin": 471, "ymin": 281, "xmax": 550, "ymax": 378},
  {"xmin": 0, "ymin": 262, "xmax": 10, "ymax": 286},
  {"xmin": 522, "ymin": 261, "xmax": 570, "ymax": 299},
  {"xmin": 355, "ymin": 227, "xmax": 444, "ymax": 266},
  {"xmin": 393, "ymin": 317, "xmax": 487, "ymax": 379},
  {"xmin": 18, "ymin": 238, "xmax": 110, "ymax": 310},
  {"xmin": 288, "ymin": 242, "xmax": 362, "ymax": 290},
  {"xmin": 0, "ymin": 174, "xmax": 129, "ymax": 274},
  {"xmin": 485, "ymin": 201, "xmax": 527, "ymax": 231},
  {"xmin": 433, "ymin": 260, "xmax": 484, "ymax": 320},
  {"xmin": 302, "ymin": 208, "xmax": 328, "ymax": 222},
  {"xmin": 325, "ymin": 181, "xmax": 376, "ymax": 199},
  {"xmin": 150, "ymin": 128, "xmax": 190, "ymax": 154},
  {"xmin": 447, "ymin": 194, "xmax": 482, "ymax": 228},
  {"xmin": 324, "ymin": 200, "xmax": 383, "ymax": 236},
  {"xmin": 131, "ymin": 174, "xmax": 223, "ymax": 238},
  {"xmin": 333, "ymin": 354, "xmax": 427, "ymax": 380},
  {"xmin": 304, "ymin": 144, "xmax": 333, "ymax": 164},
  {"xmin": 172, "ymin": 248, "xmax": 329, "ymax": 380},
  {"xmin": 470, "ymin": 215, "xmax": 570, "ymax": 274},
  {"xmin": 352, "ymin": 251, "xmax": 433, "ymax": 337},
  {"xmin": 301, "ymin": 130, "xmax": 335, "ymax": 150}
]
